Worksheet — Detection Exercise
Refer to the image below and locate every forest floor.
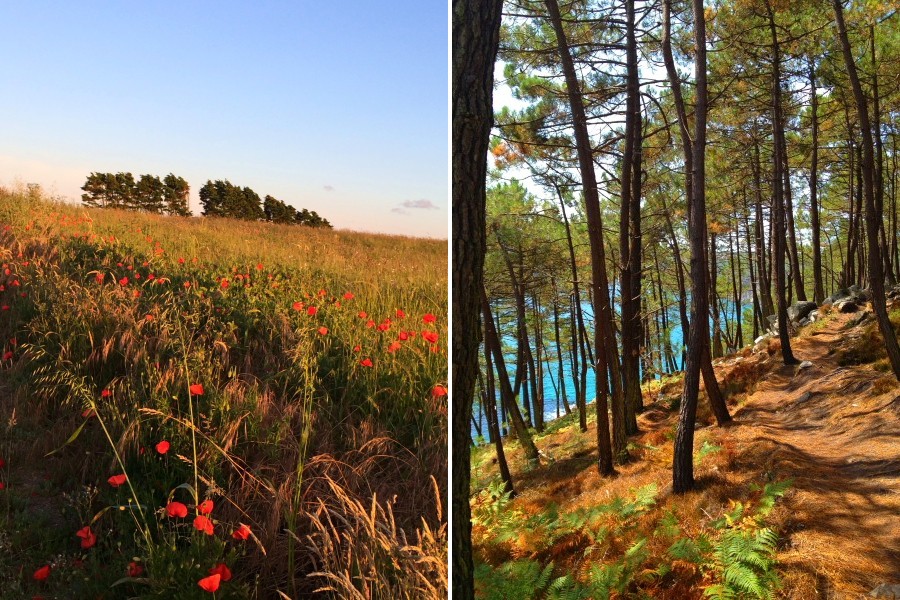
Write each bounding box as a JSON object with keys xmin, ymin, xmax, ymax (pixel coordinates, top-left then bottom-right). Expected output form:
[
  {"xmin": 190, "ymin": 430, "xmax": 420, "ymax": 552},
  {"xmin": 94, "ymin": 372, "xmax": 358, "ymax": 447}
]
[{"xmin": 471, "ymin": 306, "xmax": 900, "ymax": 599}]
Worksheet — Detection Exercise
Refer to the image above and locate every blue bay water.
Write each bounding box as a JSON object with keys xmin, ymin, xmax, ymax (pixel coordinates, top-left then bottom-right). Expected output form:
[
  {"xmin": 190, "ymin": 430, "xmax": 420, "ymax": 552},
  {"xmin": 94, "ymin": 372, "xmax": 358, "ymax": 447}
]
[{"xmin": 471, "ymin": 299, "xmax": 745, "ymax": 440}]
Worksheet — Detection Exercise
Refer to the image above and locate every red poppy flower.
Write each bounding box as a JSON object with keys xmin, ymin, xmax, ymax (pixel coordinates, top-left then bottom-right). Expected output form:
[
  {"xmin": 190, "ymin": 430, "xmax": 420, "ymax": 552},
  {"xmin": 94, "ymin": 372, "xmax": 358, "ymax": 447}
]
[
  {"xmin": 396, "ymin": 309, "xmax": 405, "ymax": 318},
  {"xmin": 155, "ymin": 440, "xmax": 170, "ymax": 455},
  {"xmin": 0, "ymin": 457, "xmax": 5, "ymax": 468},
  {"xmin": 108, "ymin": 474, "xmax": 127, "ymax": 487},
  {"xmin": 178, "ymin": 257, "xmax": 185, "ymax": 264},
  {"xmin": 398, "ymin": 331, "xmax": 409, "ymax": 341},
  {"xmin": 127, "ymin": 561, "xmax": 143, "ymax": 577},
  {"xmin": 366, "ymin": 320, "xmax": 375, "ymax": 328},
  {"xmin": 232, "ymin": 523, "xmax": 252, "ymax": 540},
  {"xmin": 118, "ymin": 276, "xmax": 129, "ymax": 286},
  {"xmin": 387, "ymin": 342, "xmax": 401, "ymax": 353},
  {"xmin": 166, "ymin": 501, "xmax": 188, "ymax": 518},
  {"xmin": 198, "ymin": 573, "xmax": 221, "ymax": 593},
  {"xmin": 101, "ymin": 389, "xmax": 112, "ymax": 398},
  {"xmin": 82, "ymin": 408, "xmax": 95, "ymax": 418},
  {"xmin": 256, "ymin": 263, "xmax": 264, "ymax": 270},
  {"xmin": 147, "ymin": 273, "xmax": 155, "ymax": 280},
  {"xmin": 2, "ymin": 351, "xmax": 11, "ymax": 361},
  {"xmin": 292, "ymin": 301, "xmax": 304, "ymax": 311},
  {"xmin": 318, "ymin": 327, "xmax": 328, "ymax": 336},
  {"xmin": 343, "ymin": 292, "xmax": 354, "ymax": 300},
  {"xmin": 208, "ymin": 563, "xmax": 232, "ymax": 582},
  {"xmin": 184, "ymin": 281, "xmax": 191, "ymax": 288},
  {"xmin": 358, "ymin": 311, "xmax": 367, "ymax": 319},
  {"xmin": 0, "ymin": 482, "xmax": 5, "ymax": 490},
  {"xmin": 193, "ymin": 514, "xmax": 214, "ymax": 535},
  {"xmin": 145, "ymin": 314, "xmax": 154, "ymax": 322},
  {"xmin": 422, "ymin": 331, "xmax": 439, "ymax": 344},
  {"xmin": 76, "ymin": 526, "xmax": 96, "ymax": 549},
  {"xmin": 353, "ymin": 345, "xmax": 361, "ymax": 352},
  {"xmin": 360, "ymin": 358, "xmax": 373, "ymax": 367},
  {"xmin": 198, "ymin": 499, "xmax": 214, "ymax": 515},
  {"xmin": 33, "ymin": 565, "xmax": 51, "ymax": 581},
  {"xmin": 307, "ymin": 306, "xmax": 317, "ymax": 316},
  {"xmin": 220, "ymin": 279, "xmax": 229, "ymax": 289},
  {"xmin": 423, "ymin": 313, "xmax": 436, "ymax": 324},
  {"xmin": 318, "ymin": 289, "xmax": 327, "ymax": 297},
  {"xmin": 95, "ymin": 273, "xmax": 104, "ymax": 283},
  {"xmin": 378, "ymin": 323, "xmax": 390, "ymax": 332},
  {"xmin": 189, "ymin": 384, "xmax": 204, "ymax": 396},
  {"xmin": 432, "ymin": 385, "xmax": 448, "ymax": 398}
]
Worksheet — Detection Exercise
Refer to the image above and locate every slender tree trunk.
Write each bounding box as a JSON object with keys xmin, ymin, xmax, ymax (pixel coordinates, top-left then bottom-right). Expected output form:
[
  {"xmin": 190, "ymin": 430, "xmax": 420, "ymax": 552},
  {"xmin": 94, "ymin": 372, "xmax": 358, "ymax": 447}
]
[
  {"xmin": 451, "ymin": 0, "xmax": 503, "ymax": 593},
  {"xmin": 752, "ymin": 141, "xmax": 775, "ymax": 319},
  {"xmin": 556, "ymin": 187, "xmax": 589, "ymax": 430},
  {"xmin": 833, "ymin": 0, "xmax": 900, "ymax": 380},
  {"xmin": 532, "ymin": 293, "xmax": 545, "ymax": 431},
  {"xmin": 710, "ymin": 231, "xmax": 724, "ymax": 358},
  {"xmin": 663, "ymin": 0, "xmax": 731, "ymax": 432},
  {"xmin": 482, "ymin": 287, "xmax": 540, "ymax": 461},
  {"xmin": 809, "ymin": 59, "xmax": 825, "ymax": 304},
  {"xmin": 483, "ymin": 330, "xmax": 513, "ymax": 496},
  {"xmin": 871, "ymin": 25, "xmax": 893, "ymax": 286},
  {"xmin": 546, "ymin": 0, "xmax": 618, "ymax": 473},
  {"xmin": 674, "ymin": 0, "xmax": 712, "ymax": 493},
  {"xmin": 745, "ymin": 202, "xmax": 762, "ymax": 340},
  {"xmin": 766, "ymin": 0, "xmax": 798, "ymax": 365},
  {"xmin": 552, "ymin": 279, "xmax": 571, "ymax": 416},
  {"xmin": 730, "ymin": 226, "xmax": 743, "ymax": 349},
  {"xmin": 619, "ymin": 0, "xmax": 643, "ymax": 438},
  {"xmin": 782, "ymin": 140, "xmax": 806, "ymax": 301}
]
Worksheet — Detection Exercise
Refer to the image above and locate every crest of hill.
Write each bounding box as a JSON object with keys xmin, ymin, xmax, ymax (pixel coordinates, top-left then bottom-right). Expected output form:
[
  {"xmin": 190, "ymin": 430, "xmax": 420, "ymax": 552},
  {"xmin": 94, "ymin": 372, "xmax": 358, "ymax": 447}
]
[{"xmin": 1, "ymin": 185, "xmax": 447, "ymax": 289}]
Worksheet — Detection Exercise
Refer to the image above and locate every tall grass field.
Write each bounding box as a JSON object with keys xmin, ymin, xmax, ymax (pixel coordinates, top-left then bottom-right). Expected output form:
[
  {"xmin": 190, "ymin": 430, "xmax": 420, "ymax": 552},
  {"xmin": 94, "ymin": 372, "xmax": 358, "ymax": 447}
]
[{"xmin": 0, "ymin": 185, "xmax": 447, "ymax": 599}]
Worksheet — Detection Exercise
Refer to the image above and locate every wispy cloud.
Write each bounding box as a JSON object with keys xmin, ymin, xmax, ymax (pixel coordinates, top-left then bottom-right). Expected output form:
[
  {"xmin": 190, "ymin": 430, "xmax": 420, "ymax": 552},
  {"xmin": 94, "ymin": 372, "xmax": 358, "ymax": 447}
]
[
  {"xmin": 399, "ymin": 199, "xmax": 439, "ymax": 210},
  {"xmin": 323, "ymin": 185, "xmax": 335, "ymax": 192}
]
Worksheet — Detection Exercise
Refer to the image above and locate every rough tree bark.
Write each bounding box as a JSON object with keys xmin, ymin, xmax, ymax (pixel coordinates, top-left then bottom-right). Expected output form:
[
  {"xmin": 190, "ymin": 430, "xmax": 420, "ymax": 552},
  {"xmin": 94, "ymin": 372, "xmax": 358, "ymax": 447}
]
[
  {"xmin": 766, "ymin": 0, "xmax": 798, "ymax": 365},
  {"xmin": 545, "ymin": 0, "xmax": 618, "ymax": 474},
  {"xmin": 673, "ymin": 0, "xmax": 715, "ymax": 493},
  {"xmin": 832, "ymin": 0, "xmax": 900, "ymax": 380},
  {"xmin": 451, "ymin": 0, "xmax": 504, "ymax": 595}
]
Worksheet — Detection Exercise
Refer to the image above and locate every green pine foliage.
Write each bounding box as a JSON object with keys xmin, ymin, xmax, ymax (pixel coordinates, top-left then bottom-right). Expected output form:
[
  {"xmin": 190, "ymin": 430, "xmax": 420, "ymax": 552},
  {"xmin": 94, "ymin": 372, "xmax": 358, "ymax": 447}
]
[{"xmin": 81, "ymin": 172, "xmax": 192, "ymax": 216}]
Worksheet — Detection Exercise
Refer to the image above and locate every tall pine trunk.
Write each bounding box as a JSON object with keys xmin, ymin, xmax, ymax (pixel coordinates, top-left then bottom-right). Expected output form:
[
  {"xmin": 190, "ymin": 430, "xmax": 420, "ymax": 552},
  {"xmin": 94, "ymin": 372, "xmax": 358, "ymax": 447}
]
[{"xmin": 451, "ymin": 0, "xmax": 504, "ymax": 594}]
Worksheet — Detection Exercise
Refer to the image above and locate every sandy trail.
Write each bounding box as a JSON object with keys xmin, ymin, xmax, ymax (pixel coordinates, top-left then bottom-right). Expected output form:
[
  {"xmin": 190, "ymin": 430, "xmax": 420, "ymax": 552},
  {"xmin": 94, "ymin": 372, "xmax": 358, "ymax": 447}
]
[{"xmin": 728, "ymin": 312, "xmax": 900, "ymax": 598}]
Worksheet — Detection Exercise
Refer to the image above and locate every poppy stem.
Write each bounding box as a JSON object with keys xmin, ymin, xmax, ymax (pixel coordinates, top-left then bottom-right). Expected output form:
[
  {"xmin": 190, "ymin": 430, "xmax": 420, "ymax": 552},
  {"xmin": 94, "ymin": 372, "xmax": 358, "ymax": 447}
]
[{"xmin": 176, "ymin": 320, "xmax": 201, "ymax": 506}]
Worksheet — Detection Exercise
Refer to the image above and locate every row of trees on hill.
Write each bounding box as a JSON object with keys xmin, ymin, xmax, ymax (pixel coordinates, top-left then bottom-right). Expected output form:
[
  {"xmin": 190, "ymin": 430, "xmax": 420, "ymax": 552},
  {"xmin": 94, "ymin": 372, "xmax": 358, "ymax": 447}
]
[
  {"xmin": 454, "ymin": 0, "xmax": 900, "ymax": 595},
  {"xmin": 80, "ymin": 173, "xmax": 332, "ymax": 228},
  {"xmin": 81, "ymin": 172, "xmax": 191, "ymax": 216},
  {"xmin": 199, "ymin": 180, "xmax": 331, "ymax": 227}
]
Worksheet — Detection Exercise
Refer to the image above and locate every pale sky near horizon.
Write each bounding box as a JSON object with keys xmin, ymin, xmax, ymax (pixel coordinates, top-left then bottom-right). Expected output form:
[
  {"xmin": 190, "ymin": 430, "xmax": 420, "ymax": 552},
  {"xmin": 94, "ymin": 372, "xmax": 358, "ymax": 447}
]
[{"xmin": 0, "ymin": 2, "xmax": 448, "ymax": 238}]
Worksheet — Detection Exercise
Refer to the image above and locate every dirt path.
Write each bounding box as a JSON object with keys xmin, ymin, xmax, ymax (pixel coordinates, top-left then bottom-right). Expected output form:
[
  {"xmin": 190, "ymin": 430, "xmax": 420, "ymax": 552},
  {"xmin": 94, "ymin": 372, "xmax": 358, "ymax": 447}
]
[{"xmin": 728, "ymin": 312, "xmax": 900, "ymax": 598}]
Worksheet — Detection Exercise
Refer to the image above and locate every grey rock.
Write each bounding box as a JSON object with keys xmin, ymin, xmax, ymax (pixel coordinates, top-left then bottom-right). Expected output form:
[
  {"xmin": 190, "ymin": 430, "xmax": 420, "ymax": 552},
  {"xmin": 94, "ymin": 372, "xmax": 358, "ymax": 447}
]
[
  {"xmin": 849, "ymin": 284, "xmax": 861, "ymax": 294},
  {"xmin": 788, "ymin": 301, "xmax": 818, "ymax": 322},
  {"xmin": 798, "ymin": 360, "xmax": 813, "ymax": 369},
  {"xmin": 869, "ymin": 583, "xmax": 900, "ymax": 598},
  {"xmin": 798, "ymin": 317, "xmax": 810, "ymax": 327},
  {"xmin": 822, "ymin": 297, "xmax": 833, "ymax": 305},
  {"xmin": 832, "ymin": 288, "xmax": 850, "ymax": 301},
  {"xmin": 835, "ymin": 300, "xmax": 858, "ymax": 313}
]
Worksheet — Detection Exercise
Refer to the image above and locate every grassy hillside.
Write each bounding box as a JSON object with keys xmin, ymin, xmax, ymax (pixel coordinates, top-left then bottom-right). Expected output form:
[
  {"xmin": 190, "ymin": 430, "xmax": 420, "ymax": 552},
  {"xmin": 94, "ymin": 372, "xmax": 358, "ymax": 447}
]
[
  {"xmin": 0, "ymin": 186, "xmax": 447, "ymax": 599},
  {"xmin": 470, "ymin": 308, "xmax": 900, "ymax": 599}
]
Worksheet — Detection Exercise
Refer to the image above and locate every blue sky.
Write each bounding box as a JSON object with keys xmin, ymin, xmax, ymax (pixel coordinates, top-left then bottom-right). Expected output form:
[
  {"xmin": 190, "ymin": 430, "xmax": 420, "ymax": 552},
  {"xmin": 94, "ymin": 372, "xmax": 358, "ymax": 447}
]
[{"xmin": 0, "ymin": 1, "xmax": 448, "ymax": 238}]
